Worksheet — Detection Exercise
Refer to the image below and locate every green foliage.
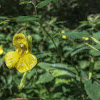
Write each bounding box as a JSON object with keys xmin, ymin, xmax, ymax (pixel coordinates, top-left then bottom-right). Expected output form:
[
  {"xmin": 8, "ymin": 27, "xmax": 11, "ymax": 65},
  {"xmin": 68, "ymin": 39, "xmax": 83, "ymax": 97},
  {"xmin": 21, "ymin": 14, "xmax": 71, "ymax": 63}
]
[
  {"xmin": 37, "ymin": 72, "xmax": 54, "ymax": 84},
  {"xmin": 16, "ymin": 16, "xmax": 37, "ymax": 22},
  {"xmin": 84, "ymin": 80, "xmax": 100, "ymax": 100},
  {"xmin": 57, "ymin": 31, "xmax": 90, "ymax": 39},
  {"xmin": 1, "ymin": 0, "xmax": 100, "ymax": 99},
  {"xmin": 37, "ymin": 0, "xmax": 53, "ymax": 8}
]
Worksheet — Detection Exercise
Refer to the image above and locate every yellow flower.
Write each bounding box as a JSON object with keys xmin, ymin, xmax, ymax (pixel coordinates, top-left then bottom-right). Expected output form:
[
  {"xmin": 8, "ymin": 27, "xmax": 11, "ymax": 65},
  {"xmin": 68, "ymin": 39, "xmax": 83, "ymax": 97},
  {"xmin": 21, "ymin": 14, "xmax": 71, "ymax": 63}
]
[
  {"xmin": 61, "ymin": 30, "xmax": 67, "ymax": 39},
  {"xmin": 5, "ymin": 34, "xmax": 37, "ymax": 73},
  {"xmin": 61, "ymin": 30, "xmax": 65, "ymax": 33},
  {"xmin": 62, "ymin": 35, "xmax": 67, "ymax": 39},
  {"xmin": 0, "ymin": 46, "xmax": 3, "ymax": 55},
  {"xmin": 82, "ymin": 37, "xmax": 89, "ymax": 41}
]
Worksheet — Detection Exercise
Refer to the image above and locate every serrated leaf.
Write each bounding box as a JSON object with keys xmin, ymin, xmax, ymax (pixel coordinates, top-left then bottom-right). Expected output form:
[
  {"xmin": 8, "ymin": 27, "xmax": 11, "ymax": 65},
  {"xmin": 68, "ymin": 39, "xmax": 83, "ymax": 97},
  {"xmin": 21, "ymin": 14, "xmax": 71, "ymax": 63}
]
[
  {"xmin": 16, "ymin": 16, "xmax": 37, "ymax": 22},
  {"xmin": 37, "ymin": 0, "xmax": 53, "ymax": 8},
  {"xmin": 37, "ymin": 72, "xmax": 53, "ymax": 84}
]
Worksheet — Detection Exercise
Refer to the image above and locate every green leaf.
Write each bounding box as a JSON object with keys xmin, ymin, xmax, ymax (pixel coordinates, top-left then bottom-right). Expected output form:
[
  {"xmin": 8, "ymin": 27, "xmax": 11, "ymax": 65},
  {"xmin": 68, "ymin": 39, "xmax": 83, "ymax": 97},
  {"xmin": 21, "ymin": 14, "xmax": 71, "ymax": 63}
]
[
  {"xmin": 56, "ymin": 31, "xmax": 90, "ymax": 39},
  {"xmin": 93, "ymin": 31, "xmax": 100, "ymax": 40},
  {"xmin": 16, "ymin": 16, "xmax": 37, "ymax": 22},
  {"xmin": 36, "ymin": 53, "xmax": 51, "ymax": 59},
  {"xmin": 0, "ymin": 57, "xmax": 4, "ymax": 65},
  {"xmin": 27, "ymin": 69, "xmax": 36, "ymax": 79},
  {"xmin": 94, "ymin": 61, "xmax": 100, "ymax": 70},
  {"xmin": 84, "ymin": 80, "xmax": 100, "ymax": 100},
  {"xmin": 0, "ymin": 33, "xmax": 6, "ymax": 39},
  {"xmin": 90, "ymin": 49, "xmax": 100, "ymax": 56},
  {"xmin": 79, "ymin": 61, "xmax": 89, "ymax": 69},
  {"xmin": 63, "ymin": 46, "xmax": 73, "ymax": 51},
  {"xmin": 37, "ymin": 72, "xmax": 54, "ymax": 84},
  {"xmin": 38, "ymin": 62, "xmax": 75, "ymax": 76},
  {"xmin": 7, "ymin": 75, "xmax": 12, "ymax": 85},
  {"xmin": 38, "ymin": 62, "xmax": 54, "ymax": 71},
  {"xmin": 71, "ymin": 46, "xmax": 90, "ymax": 56},
  {"xmin": 37, "ymin": 0, "xmax": 53, "ymax": 8}
]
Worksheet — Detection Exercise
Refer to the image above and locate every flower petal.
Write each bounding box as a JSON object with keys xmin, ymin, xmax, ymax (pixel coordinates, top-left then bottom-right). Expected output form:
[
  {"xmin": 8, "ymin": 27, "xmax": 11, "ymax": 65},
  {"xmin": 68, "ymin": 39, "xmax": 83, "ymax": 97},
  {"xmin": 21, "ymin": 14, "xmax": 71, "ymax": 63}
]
[
  {"xmin": 0, "ymin": 46, "xmax": 3, "ymax": 55},
  {"xmin": 5, "ymin": 51, "xmax": 19, "ymax": 69},
  {"xmin": 15, "ymin": 53, "xmax": 37, "ymax": 73},
  {"xmin": 13, "ymin": 34, "xmax": 28, "ymax": 49}
]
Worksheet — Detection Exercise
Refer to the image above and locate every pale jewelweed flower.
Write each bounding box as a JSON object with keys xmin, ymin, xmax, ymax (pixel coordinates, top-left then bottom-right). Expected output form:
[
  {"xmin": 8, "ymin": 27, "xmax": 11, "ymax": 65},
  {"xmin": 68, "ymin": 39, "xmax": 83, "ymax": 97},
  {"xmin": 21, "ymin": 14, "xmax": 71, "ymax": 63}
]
[
  {"xmin": 5, "ymin": 34, "xmax": 37, "ymax": 73},
  {"xmin": 61, "ymin": 30, "xmax": 67, "ymax": 39},
  {"xmin": 0, "ymin": 46, "xmax": 3, "ymax": 55},
  {"xmin": 82, "ymin": 37, "xmax": 89, "ymax": 41}
]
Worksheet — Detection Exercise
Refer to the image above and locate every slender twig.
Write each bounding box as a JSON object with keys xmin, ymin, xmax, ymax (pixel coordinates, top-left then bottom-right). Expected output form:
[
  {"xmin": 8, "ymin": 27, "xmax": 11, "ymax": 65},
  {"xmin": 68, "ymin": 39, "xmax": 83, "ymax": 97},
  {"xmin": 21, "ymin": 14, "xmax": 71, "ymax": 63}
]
[
  {"xmin": 85, "ymin": 43, "xmax": 100, "ymax": 52},
  {"xmin": 32, "ymin": 1, "xmax": 58, "ymax": 52},
  {"xmin": 39, "ymin": 22, "xmax": 58, "ymax": 50},
  {"xmin": 15, "ymin": 27, "xmax": 25, "ymax": 34}
]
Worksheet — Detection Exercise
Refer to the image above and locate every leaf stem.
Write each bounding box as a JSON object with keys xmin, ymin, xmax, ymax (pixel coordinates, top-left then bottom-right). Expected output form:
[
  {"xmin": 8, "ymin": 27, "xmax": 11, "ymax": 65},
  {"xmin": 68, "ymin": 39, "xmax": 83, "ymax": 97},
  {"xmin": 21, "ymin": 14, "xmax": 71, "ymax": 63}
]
[
  {"xmin": 32, "ymin": 1, "xmax": 58, "ymax": 53},
  {"xmin": 18, "ymin": 71, "xmax": 28, "ymax": 91}
]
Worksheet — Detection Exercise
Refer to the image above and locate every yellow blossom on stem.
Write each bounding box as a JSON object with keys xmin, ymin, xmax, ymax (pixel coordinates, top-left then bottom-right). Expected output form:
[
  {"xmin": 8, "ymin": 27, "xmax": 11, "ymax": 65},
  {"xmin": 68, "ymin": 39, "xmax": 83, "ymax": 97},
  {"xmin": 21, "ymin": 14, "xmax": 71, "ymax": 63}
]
[
  {"xmin": 82, "ymin": 37, "xmax": 89, "ymax": 41},
  {"xmin": 0, "ymin": 46, "xmax": 3, "ymax": 55},
  {"xmin": 62, "ymin": 35, "xmax": 67, "ymax": 39},
  {"xmin": 61, "ymin": 30, "xmax": 67, "ymax": 39},
  {"xmin": 61, "ymin": 30, "xmax": 65, "ymax": 33},
  {"xmin": 5, "ymin": 33, "xmax": 37, "ymax": 73}
]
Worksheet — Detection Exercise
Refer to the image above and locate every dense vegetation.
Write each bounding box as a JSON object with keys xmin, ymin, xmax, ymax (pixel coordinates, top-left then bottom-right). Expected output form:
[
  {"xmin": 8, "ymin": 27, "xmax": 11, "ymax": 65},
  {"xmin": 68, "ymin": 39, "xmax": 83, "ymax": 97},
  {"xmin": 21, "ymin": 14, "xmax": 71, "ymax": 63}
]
[{"xmin": 0, "ymin": 0, "xmax": 100, "ymax": 100}]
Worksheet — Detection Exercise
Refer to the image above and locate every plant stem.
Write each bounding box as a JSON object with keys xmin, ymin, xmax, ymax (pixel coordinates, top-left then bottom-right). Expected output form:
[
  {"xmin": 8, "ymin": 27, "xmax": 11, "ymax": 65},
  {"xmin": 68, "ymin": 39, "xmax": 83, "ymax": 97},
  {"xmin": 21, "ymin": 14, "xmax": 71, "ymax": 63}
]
[
  {"xmin": 85, "ymin": 43, "xmax": 100, "ymax": 52},
  {"xmin": 18, "ymin": 71, "xmax": 28, "ymax": 91},
  {"xmin": 89, "ymin": 57, "xmax": 94, "ymax": 79},
  {"xmin": 32, "ymin": 1, "xmax": 58, "ymax": 53}
]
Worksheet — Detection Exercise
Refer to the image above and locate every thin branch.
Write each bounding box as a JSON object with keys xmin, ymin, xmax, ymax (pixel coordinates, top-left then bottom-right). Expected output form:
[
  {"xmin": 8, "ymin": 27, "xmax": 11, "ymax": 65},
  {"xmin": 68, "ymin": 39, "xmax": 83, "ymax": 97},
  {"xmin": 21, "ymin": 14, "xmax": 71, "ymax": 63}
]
[{"xmin": 15, "ymin": 27, "xmax": 25, "ymax": 34}]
